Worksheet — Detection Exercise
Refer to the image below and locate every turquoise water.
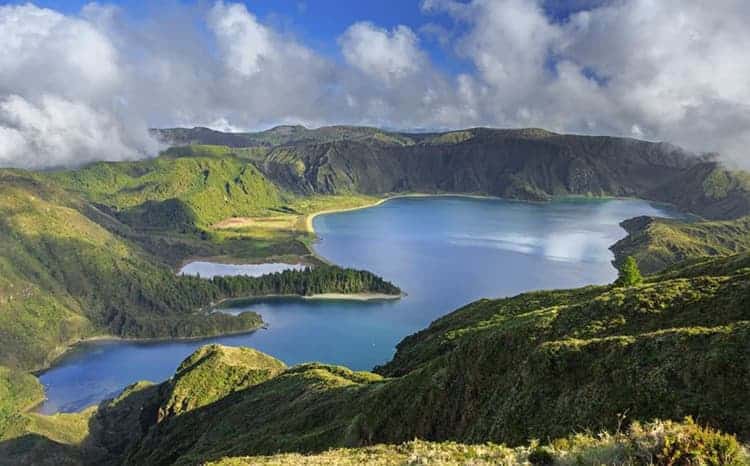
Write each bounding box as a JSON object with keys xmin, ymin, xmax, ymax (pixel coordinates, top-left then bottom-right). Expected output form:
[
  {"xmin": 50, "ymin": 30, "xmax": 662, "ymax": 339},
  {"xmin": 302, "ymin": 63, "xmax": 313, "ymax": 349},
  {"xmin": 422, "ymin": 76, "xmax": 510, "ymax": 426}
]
[{"xmin": 37, "ymin": 196, "xmax": 681, "ymax": 413}]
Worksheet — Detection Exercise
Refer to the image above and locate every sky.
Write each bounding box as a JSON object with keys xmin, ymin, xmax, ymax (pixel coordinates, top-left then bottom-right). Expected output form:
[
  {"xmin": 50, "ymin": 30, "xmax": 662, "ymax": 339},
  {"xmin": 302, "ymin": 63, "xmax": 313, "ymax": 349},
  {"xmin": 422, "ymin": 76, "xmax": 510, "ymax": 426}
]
[{"xmin": 1, "ymin": 0, "xmax": 749, "ymax": 168}]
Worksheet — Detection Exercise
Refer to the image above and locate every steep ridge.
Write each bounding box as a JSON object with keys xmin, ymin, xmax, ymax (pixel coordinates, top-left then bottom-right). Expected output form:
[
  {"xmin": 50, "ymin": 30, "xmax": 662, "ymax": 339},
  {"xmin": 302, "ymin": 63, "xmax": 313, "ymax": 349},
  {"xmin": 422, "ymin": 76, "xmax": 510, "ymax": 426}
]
[{"xmin": 259, "ymin": 132, "xmax": 699, "ymax": 203}]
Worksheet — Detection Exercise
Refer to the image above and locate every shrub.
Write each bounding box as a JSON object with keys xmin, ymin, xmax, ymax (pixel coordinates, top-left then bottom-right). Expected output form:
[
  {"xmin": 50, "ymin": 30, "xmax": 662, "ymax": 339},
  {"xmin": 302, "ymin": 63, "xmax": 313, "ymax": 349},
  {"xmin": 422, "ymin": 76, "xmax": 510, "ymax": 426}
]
[{"xmin": 616, "ymin": 256, "xmax": 644, "ymax": 286}]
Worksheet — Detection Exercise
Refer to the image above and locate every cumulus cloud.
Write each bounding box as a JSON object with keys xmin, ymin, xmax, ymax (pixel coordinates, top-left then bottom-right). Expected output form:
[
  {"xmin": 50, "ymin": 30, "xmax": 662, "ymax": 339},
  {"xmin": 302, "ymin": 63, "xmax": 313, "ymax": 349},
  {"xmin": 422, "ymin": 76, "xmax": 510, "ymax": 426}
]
[
  {"xmin": 0, "ymin": 0, "xmax": 748, "ymax": 168},
  {"xmin": 0, "ymin": 95, "xmax": 154, "ymax": 169},
  {"xmin": 423, "ymin": 0, "xmax": 750, "ymax": 165},
  {"xmin": 340, "ymin": 22, "xmax": 426, "ymax": 84}
]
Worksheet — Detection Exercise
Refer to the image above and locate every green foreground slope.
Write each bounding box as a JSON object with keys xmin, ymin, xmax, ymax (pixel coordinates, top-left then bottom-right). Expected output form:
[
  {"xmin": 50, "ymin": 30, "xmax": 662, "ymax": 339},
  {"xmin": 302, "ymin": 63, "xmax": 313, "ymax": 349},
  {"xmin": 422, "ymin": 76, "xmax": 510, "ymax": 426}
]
[
  {"xmin": 209, "ymin": 420, "xmax": 748, "ymax": 466},
  {"xmin": 4, "ymin": 253, "xmax": 745, "ymax": 465},
  {"xmin": 132, "ymin": 254, "xmax": 750, "ymax": 463}
]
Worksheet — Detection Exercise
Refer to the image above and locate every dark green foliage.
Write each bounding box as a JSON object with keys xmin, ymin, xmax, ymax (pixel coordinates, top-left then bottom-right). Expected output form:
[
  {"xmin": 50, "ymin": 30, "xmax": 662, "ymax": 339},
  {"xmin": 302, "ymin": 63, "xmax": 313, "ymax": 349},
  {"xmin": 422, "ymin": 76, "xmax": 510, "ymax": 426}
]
[
  {"xmin": 210, "ymin": 266, "xmax": 400, "ymax": 298},
  {"xmin": 528, "ymin": 447, "xmax": 554, "ymax": 465},
  {"xmin": 615, "ymin": 256, "xmax": 643, "ymax": 286},
  {"xmin": 654, "ymin": 417, "xmax": 746, "ymax": 466},
  {"xmin": 0, "ymin": 366, "xmax": 44, "ymax": 439},
  {"xmin": 0, "ymin": 170, "xmax": 396, "ymax": 370}
]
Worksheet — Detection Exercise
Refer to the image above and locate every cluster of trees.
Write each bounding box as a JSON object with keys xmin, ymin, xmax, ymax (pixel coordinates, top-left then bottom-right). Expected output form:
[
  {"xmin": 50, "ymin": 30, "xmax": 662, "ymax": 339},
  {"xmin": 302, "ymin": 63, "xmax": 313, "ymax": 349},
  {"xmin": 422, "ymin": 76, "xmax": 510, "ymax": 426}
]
[
  {"xmin": 98, "ymin": 265, "xmax": 399, "ymax": 338},
  {"xmin": 210, "ymin": 265, "xmax": 401, "ymax": 297}
]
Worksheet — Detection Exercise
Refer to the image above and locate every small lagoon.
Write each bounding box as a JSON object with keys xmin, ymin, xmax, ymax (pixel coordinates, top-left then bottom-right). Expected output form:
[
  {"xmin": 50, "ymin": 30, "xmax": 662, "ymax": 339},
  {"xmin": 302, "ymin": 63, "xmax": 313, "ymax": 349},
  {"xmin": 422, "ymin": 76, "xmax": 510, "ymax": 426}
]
[
  {"xmin": 38, "ymin": 196, "xmax": 683, "ymax": 413},
  {"xmin": 179, "ymin": 261, "xmax": 306, "ymax": 278}
]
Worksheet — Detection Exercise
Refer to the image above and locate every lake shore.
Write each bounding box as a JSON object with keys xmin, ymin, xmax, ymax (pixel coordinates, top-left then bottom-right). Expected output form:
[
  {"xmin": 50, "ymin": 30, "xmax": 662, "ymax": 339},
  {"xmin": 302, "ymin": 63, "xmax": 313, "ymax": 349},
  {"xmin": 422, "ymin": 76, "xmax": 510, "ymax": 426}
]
[
  {"xmin": 304, "ymin": 192, "xmax": 508, "ymax": 234},
  {"xmin": 34, "ymin": 324, "xmax": 267, "ymax": 377}
]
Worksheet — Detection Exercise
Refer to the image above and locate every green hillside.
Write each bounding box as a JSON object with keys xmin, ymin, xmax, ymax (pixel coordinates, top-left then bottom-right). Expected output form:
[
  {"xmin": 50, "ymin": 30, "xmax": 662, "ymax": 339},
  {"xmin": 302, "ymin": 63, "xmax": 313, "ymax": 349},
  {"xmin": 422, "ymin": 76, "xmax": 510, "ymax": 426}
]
[
  {"xmin": 2, "ymin": 253, "xmax": 745, "ymax": 464},
  {"xmin": 51, "ymin": 147, "xmax": 284, "ymax": 228},
  {"xmin": 207, "ymin": 421, "xmax": 748, "ymax": 466},
  {"xmin": 612, "ymin": 215, "xmax": 750, "ymax": 274},
  {"xmin": 0, "ymin": 170, "xmax": 396, "ymax": 371},
  {"xmin": 129, "ymin": 254, "xmax": 750, "ymax": 463},
  {"xmin": 2, "ymin": 252, "xmax": 749, "ymax": 464}
]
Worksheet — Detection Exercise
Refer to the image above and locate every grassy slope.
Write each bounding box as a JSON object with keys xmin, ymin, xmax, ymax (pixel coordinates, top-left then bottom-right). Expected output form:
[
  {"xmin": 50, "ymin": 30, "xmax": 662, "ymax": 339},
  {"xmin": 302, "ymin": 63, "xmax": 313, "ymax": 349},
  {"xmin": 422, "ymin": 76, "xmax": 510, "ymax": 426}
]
[
  {"xmin": 609, "ymin": 165, "xmax": 750, "ymax": 273},
  {"xmin": 50, "ymin": 146, "xmax": 375, "ymax": 266},
  {"xmin": 0, "ymin": 366, "xmax": 44, "ymax": 440},
  {"xmin": 33, "ymin": 253, "xmax": 742, "ymax": 465},
  {"xmin": 612, "ymin": 215, "xmax": 750, "ymax": 274},
  {"xmin": 208, "ymin": 420, "xmax": 748, "ymax": 466},
  {"xmin": 50, "ymin": 146, "xmax": 285, "ymax": 228}
]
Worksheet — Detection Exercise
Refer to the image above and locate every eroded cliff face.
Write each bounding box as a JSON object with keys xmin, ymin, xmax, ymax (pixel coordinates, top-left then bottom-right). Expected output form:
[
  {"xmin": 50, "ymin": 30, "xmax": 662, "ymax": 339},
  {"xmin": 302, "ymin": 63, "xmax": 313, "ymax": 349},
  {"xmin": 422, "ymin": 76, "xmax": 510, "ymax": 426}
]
[{"xmin": 258, "ymin": 132, "xmax": 696, "ymax": 200}]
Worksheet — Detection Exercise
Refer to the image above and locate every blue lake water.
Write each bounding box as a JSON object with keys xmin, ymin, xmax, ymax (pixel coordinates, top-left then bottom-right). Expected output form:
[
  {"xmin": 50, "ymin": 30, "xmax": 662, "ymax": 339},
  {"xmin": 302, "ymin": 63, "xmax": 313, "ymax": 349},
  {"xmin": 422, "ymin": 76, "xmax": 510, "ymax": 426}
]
[{"xmin": 37, "ymin": 196, "xmax": 681, "ymax": 413}]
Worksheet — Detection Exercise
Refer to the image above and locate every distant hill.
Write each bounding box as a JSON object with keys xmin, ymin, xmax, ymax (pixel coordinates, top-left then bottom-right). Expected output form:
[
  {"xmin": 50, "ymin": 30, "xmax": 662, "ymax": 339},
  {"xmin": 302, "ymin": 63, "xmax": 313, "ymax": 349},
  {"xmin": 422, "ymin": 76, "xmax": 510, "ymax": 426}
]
[{"xmin": 154, "ymin": 126, "xmax": 750, "ymax": 221}]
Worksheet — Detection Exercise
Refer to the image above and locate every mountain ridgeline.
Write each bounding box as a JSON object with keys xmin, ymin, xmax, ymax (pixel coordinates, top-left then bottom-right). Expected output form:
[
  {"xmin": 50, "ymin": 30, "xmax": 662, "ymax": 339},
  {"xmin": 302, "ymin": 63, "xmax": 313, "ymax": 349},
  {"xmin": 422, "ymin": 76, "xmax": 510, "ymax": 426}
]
[{"xmin": 156, "ymin": 125, "xmax": 750, "ymax": 221}]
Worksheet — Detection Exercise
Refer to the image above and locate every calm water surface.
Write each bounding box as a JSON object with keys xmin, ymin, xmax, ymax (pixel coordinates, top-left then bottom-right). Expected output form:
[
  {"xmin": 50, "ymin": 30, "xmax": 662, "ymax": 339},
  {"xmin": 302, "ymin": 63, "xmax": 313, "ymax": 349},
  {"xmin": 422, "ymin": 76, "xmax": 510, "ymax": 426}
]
[
  {"xmin": 38, "ymin": 196, "xmax": 681, "ymax": 413},
  {"xmin": 179, "ymin": 261, "xmax": 305, "ymax": 278}
]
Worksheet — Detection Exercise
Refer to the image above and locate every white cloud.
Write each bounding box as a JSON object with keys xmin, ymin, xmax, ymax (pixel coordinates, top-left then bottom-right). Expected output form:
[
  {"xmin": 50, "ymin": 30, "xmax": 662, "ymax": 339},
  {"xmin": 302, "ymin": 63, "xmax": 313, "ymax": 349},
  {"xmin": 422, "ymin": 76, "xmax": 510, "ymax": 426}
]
[
  {"xmin": 340, "ymin": 22, "xmax": 425, "ymax": 84},
  {"xmin": 0, "ymin": 1, "xmax": 748, "ymax": 169},
  {"xmin": 0, "ymin": 4, "xmax": 154, "ymax": 168},
  {"xmin": 423, "ymin": 0, "xmax": 750, "ymax": 165},
  {"xmin": 0, "ymin": 95, "xmax": 154, "ymax": 169},
  {"xmin": 208, "ymin": 1, "xmax": 273, "ymax": 77},
  {"xmin": 0, "ymin": 4, "xmax": 119, "ymax": 100}
]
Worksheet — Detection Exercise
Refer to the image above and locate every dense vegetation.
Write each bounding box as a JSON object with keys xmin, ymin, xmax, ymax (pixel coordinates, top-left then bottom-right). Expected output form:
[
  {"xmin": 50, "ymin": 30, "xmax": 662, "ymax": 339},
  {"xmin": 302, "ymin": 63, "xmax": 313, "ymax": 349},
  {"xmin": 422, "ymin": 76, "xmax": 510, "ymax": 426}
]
[
  {"xmin": 208, "ymin": 419, "xmax": 748, "ymax": 466},
  {"xmin": 615, "ymin": 256, "xmax": 643, "ymax": 286},
  {"xmin": 0, "ymin": 170, "xmax": 264, "ymax": 370},
  {"xmin": 210, "ymin": 266, "xmax": 400, "ymax": 298},
  {"xmin": 0, "ymin": 367, "xmax": 43, "ymax": 440}
]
